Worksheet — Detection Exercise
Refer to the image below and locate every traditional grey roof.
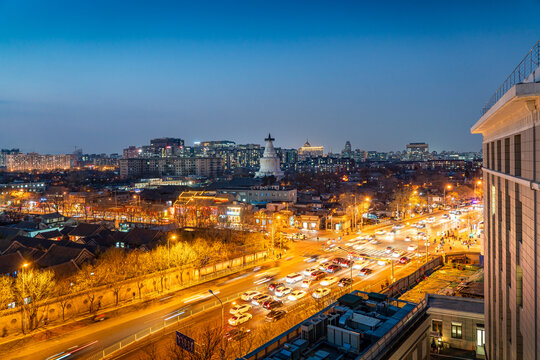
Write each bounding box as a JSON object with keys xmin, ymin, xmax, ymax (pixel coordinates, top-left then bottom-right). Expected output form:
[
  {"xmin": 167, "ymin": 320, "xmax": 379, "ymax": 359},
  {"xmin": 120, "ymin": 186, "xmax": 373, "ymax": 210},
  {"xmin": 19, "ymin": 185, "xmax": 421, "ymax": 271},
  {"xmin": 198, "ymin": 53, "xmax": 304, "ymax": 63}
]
[
  {"xmin": 40, "ymin": 212, "xmax": 64, "ymax": 221},
  {"xmin": 68, "ymin": 223, "xmax": 107, "ymax": 237},
  {"xmin": 34, "ymin": 229, "xmax": 63, "ymax": 240},
  {"xmin": 36, "ymin": 244, "xmax": 95, "ymax": 268},
  {"xmin": 11, "ymin": 221, "xmax": 46, "ymax": 231},
  {"xmin": 123, "ymin": 228, "xmax": 163, "ymax": 247},
  {"xmin": 0, "ymin": 251, "xmax": 27, "ymax": 275},
  {"xmin": 0, "ymin": 226, "xmax": 27, "ymax": 241}
]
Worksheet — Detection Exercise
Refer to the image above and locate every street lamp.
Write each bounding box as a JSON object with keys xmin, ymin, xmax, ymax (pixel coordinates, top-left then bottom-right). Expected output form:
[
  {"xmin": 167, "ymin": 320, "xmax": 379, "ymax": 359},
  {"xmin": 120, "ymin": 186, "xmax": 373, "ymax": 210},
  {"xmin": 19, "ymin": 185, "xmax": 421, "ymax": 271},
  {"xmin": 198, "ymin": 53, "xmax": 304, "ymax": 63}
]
[
  {"xmin": 337, "ymin": 247, "xmax": 354, "ymax": 292},
  {"xmin": 208, "ymin": 289, "xmax": 224, "ymax": 330},
  {"xmin": 271, "ymin": 214, "xmax": 281, "ymax": 257},
  {"xmin": 168, "ymin": 234, "xmax": 177, "ymax": 268},
  {"xmin": 360, "ymin": 197, "xmax": 371, "ymax": 228},
  {"xmin": 443, "ymin": 185, "xmax": 452, "ymax": 206},
  {"xmin": 21, "ymin": 263, "xmax": 29, "ymax": 333},
  {"xmin": 474, "ymin": 180, "xmax": 482, "ymax": 200}
]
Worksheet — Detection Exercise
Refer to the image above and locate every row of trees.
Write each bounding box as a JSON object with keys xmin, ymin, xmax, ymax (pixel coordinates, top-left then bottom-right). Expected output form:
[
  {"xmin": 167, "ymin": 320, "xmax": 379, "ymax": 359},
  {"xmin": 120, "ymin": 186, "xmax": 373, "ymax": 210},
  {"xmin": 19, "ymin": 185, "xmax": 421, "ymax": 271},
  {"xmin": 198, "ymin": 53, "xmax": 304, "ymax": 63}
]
[{"xmin": 0, "ymin": 232, "xmax": 269, "ymax": 334}]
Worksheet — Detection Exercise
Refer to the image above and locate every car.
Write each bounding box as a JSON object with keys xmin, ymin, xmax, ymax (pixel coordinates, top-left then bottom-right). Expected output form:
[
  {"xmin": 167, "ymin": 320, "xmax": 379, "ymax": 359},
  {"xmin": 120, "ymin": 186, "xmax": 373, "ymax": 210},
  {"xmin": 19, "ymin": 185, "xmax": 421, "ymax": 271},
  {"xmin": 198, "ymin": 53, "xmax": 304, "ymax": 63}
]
[
  {"xmin": 268, "ymin": 282, "xmax": 285, "ymax": 292},
  {"xmin": 301, "ymin": 279, "xmax": 312, "ymax": 288},
  {"xmin": 404, "ymin": 236, "xmax": 411, "ymax": 242},
  {"xmin": 319, "ymin": 262, "xmax": 332, "ymax": 270},
  {"xmin": 320, "ymin": 276, "xmax": 338, "ymax": 286},
  {"xmin": 311, "ymin": 270, "xmax": 327, "ymax": 280},
  {"xmin": 303, "ymin": 267, "xmax": 318, "ymax": 276},
  {"xmin": 286, "ymin": 273, "xmax": 303, "ymax": 284},
  {"xmin": 262, "ymin": 299, "xmax": 283, "ymax": 310},
  {"xmin": 325, "ymin": 264, "xmax": 341, "ymax": 273},
  {"xmin": 394, "ymin": 224, "xmax": 405, "ymax": 229},
  {"xmin": 241, "ymin": 291, "xmax": 261, "ymax": 301},
  {"xmin": 288, "ymin": 290, "xmax": 307, "ymax": 301},
  {"xmin": 337, "ymin": 258, "xmax": 354, "ymax": 268},
  {"xmin": 416, "ymin": 223, "xmax": 426, "ymax": 229},
  {"xmin": 332, "ymin": 257, "xmax": 346, "ymax": 264},
  {"xmin": 265, "ymin": 309, "xmax": 287, "ymax": 322},
  {"xmin": 229, "ymin": 304, "xmax": 252, "ymax": 315},
  {"xmin": 385, "ymin": 246, "xmax": 393, "ymax": 254},
  {"xmin": 312, "ymin": 287, "xmax": 331, "ymax": 299},
  {"xmin": 391, "ymin": 251, "xmax": 401, "ymax": 258},
  {"xmin": 225, "ymin": 328, "xmax": 251, "ymax": 341},
  {"xmin": 359, "ymin": 268, "xmax": 372, "ymax": 276},
  {"xmin": 407, "ymin": 245, "xmax": 418, "ymax": 251},
  {"xmin": 274, "ymin": 286, "xmax": 292, "ymax": 297},
  {"xmin": 251, "ymin": 294, "xmax": 272, "ymax": 306},
  {"xmin": 338, "ymin": 278, "xmax": 353, "ymax": 287},
  {"xmin": 92, "ymin": 314, "xmax": 107, "ymax": 322},
  {"xmin": 228, "ymin": 313, "xmax": 252, "ymax": 326},
  {"xmin": 399, "ymin": 256, "xmax": 410, "ymax": 264},
  {"xmin": 375, "ymin": 230, "xmax": 386, "ymax": 235},
  {"xmin": 369, "ymin": 239, "xmax": 380, "ymax": 245}
]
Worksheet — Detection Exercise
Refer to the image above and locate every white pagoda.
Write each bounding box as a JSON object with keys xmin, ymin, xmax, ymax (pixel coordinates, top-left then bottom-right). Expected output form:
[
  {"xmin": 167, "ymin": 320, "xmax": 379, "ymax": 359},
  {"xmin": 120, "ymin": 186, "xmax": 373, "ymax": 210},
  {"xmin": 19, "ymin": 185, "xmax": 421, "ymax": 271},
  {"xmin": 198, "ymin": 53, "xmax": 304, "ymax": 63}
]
[{"xmin": 255, "ymin": 133, "xmax": 284, "ymax": 179}]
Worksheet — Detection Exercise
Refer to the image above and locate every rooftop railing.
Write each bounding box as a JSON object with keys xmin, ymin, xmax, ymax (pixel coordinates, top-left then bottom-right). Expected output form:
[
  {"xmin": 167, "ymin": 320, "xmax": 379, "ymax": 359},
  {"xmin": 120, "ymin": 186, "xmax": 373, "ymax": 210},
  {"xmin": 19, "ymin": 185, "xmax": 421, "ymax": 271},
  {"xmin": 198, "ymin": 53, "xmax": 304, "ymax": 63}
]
[{"xmin": 482, "ymin": 40, "xmax": 540, "ymax": 115}]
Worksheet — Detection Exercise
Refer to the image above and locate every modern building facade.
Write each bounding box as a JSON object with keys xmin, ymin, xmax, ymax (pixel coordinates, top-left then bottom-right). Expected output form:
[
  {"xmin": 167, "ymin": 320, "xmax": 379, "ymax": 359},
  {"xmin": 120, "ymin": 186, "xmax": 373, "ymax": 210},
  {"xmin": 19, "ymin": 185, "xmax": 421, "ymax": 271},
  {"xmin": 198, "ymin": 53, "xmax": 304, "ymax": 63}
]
[
  {"xmin": 6, "ymin": 153, "xmax": 73, "ymax": 172},
  {"xmin": 471, "ymin": 40, "xmax": 540, "ymax": 360},
  {"xmin": 298, "ymin": 140, "xmax": 324, "ymax": 160},
  {"xmin": 119, "ymin": 157, "xmax": 222, "ymax": 179}
]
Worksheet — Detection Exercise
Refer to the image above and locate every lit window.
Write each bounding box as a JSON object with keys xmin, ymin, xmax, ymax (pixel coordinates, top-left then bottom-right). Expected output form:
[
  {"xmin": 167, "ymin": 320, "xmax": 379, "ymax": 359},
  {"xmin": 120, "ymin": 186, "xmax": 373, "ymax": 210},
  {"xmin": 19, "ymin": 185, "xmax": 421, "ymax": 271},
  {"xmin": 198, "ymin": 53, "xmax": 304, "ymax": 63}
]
[{"xmin": 451, "ymin": 322, "xmax": 462, "ymax": 339}]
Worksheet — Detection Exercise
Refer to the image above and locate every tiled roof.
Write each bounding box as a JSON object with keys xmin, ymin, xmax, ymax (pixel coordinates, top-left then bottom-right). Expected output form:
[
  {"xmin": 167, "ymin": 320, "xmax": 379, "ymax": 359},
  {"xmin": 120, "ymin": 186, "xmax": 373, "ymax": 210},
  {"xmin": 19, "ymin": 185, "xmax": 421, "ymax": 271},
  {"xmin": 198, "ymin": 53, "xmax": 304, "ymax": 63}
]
[
  {"xmin": 36, "ymin": 245, "xmax": 94, "ymax": 268},
  {"xmin": 0, "ymin": 226, "xmax": 26, "ymax": 241},
  {"xmin": 35, "ymin": 229, "xmax": 63, "ymax": 239},
  {"xmin": 123, "ymin": 228, "xmax": 163, "ymax": 246},
  {"xmin": 0, "ymin": 251, "xmax": 27, "ymax": 274},
  {"xmin": 68, "ymin": 223, "xmax": 106, "ymax": 237}
]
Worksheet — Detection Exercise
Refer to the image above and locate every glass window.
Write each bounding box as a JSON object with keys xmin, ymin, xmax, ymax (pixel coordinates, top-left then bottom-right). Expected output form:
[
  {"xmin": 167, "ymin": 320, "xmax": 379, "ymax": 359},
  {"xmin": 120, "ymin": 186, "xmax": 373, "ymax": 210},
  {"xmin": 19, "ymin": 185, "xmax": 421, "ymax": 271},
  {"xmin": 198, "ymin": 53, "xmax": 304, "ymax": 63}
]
[
  {"xmin": 476, "ymin": 327, "xmax": 485, "ymax": 346},
  {"xmin": 451, "ymin": 322, "xmax": 462, "ymax": 339},
  {"xmin": 432, "ymin": 320, "xmax": 443, "ymax": 334}
]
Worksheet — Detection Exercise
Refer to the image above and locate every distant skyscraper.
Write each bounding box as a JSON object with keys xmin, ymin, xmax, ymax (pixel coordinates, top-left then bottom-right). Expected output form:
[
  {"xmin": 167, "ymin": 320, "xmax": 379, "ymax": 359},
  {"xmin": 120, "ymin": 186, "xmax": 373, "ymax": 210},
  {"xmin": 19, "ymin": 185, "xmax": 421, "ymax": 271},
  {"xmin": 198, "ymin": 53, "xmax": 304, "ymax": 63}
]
[
  {"xmin": 342, "ymin": 141, "xmax": 352, "ymax": 158},
  {"xmin": 255, "ymin": 134, "xmax": 284, "ymax": 179},
  {"xmin": 471, "ymin": 41, "xmax": 540, "ymax": 360}
]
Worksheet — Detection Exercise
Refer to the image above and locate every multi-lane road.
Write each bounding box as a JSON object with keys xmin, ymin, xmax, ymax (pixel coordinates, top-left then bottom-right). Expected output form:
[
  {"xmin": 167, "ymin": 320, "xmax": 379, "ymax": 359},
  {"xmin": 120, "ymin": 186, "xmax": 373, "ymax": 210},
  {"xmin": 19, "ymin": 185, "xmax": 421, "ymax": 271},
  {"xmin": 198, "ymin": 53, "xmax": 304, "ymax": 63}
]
[{"xmin": 4, "ymin": 207, "xmax": 482, "ymax": 360}]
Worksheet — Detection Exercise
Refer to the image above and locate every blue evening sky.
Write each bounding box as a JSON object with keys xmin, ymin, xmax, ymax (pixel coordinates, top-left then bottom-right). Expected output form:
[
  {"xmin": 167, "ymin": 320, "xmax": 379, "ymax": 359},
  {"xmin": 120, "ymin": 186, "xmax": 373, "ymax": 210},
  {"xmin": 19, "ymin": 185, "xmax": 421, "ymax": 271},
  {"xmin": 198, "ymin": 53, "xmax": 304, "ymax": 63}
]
[{"xmin": 1, "ymin": 0, "xmax": 539, "ymax": 154}]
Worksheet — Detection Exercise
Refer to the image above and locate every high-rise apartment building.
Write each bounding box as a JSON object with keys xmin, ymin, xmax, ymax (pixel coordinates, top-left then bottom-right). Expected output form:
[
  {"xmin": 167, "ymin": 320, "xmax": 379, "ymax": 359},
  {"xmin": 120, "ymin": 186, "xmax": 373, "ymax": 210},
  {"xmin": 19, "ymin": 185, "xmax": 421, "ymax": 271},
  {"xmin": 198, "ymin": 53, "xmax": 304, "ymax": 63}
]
[
  {"xmin": 6, "ymin": 153, "xmax": 73, "ymax": 172},
  {"xmin": 471, "ymin": 40, "xmax": 540, "ymax": 360}
]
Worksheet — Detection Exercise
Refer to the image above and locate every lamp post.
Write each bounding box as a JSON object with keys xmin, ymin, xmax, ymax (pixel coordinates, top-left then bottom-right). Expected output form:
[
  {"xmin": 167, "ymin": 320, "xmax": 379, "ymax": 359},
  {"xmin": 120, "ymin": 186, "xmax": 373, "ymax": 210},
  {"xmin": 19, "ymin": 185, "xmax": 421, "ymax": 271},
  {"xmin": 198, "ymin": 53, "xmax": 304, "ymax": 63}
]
[
  {"xmin": 21, "ymin": 263, "xmax": 29, "ymax": 333},
  {"xmin": 167, "ymin": 234, "xmax": 177, "ymax": 268},
  {"xmin": 208, "ymin": 289, "xmax": 224, "ymax": 330},
  {"xmin": 443, "ymin": 185, "xmax": 452, "ymax": 206},
  {"xmin": 271, "ymin": 214, "xmax": 281, "ymax": 257},
  {"xmin": 474, "ymin": 180, "xmax": 482, "ymax": 201},
  {"xmin": 337, "ymin": 247, "xmax": 354, "ymax": 292},
  {"xmin": 360, "ymin": 197, "xmax": 370, "ymax": 228}
]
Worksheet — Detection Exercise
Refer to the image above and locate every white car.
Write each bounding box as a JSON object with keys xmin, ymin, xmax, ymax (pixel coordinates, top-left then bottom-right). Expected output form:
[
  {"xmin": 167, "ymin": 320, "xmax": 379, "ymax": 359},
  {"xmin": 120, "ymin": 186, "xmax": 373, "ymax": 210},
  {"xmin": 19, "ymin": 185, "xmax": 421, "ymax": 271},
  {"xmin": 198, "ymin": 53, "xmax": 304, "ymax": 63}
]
[
  {"xmin": 385, "ymin": 247, "xmax": 393, "ymax": 254},
  {"xmin": 241, "ymin": 291, "xmax": 261, "ymax": 301},
  {"xmin": 288, "ymin": 290, "xmax": 307, "ymax": 301},
  {"xmin": 377, "ymin": 260, "xmax": 387, "ymax": 266},
  {"xmin": 301, "ymin": 279, "xmax": 312, "ymax": 288},
  {"xmin": 404, "ymin": 237, "xmax": 411, "ymax": 242},
  {"xmin": 228, "ymin": 313, "xmax": 252, "ymax": 326},
  {"xmin": 407, "ymin": 245, "xmax": 418, "ymax": 251},
  {"xmin": 251, "ymin": 294, "xmax": 272, "ymax": 306},
  {"xmin": 312, "ymin": 288, "xmax": 331, "ymax": 299},
  {"xmin": 320, "ymin": 277, "xmax": 338, "ymax": 286},
  {"xmin": 230, "ymin": 304, "xmax": 252, "ymax": 315},
  {"xmin": 391, "ymin": 251, "xmax": 401, "ymax": 258},
  {"xmin": 275, "ymin": 286, "xmax": 292, "ymax": 297},
  {"xmin": 375, "ymin": 230, "xmax": 386, "ymax": 235},
  {"xmin": 286, "ymin": 273, "xmax": 303, "ymax": 284},
  {"xmin": 369, "ymin": 239, "xmax": 380, "ymax": 245}
]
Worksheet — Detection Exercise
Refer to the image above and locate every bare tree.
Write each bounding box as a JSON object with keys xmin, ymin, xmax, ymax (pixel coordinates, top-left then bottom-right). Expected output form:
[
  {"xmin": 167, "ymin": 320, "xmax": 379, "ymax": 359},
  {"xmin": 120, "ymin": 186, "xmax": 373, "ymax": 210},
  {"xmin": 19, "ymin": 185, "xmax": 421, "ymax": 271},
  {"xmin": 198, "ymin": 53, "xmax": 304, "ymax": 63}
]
[
  {"xmin": 0, "ymin": 276, "xmax": 14, "ymax": 311},
  {"xmin": 73, "ymin": 263, "xmax": 104, "ymax": 313},
  {"xmin": 98, "ymin": 248, "xmax": 128, "ymax": 306},
  {"xmin": 13, "ymin": 268, "xmax": 55, "ymax": 332}
]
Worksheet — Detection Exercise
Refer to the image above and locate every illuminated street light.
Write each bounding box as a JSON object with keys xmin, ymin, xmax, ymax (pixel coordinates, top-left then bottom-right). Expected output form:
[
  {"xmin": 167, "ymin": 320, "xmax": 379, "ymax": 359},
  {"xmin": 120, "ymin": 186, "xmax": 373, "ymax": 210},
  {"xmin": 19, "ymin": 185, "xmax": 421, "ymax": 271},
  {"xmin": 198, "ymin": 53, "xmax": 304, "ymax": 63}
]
[
  {"xmin": 443, "ymin": 184, "xmax": 452, "ymax": 206},
  {"xmin": 208, "ymin": 289, "xmax": 224, "ymax": 330}
]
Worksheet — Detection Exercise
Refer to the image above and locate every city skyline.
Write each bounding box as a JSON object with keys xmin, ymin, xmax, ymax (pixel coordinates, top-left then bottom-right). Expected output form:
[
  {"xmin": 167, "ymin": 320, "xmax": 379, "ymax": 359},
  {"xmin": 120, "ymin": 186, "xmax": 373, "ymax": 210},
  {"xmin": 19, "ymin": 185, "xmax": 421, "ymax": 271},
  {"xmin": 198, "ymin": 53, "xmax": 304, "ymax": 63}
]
[{"xmin": 2, "ymin": 1, "xmax": 540, "ymax": 154}]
